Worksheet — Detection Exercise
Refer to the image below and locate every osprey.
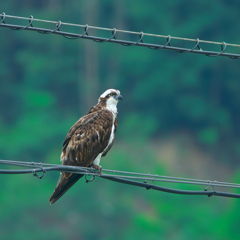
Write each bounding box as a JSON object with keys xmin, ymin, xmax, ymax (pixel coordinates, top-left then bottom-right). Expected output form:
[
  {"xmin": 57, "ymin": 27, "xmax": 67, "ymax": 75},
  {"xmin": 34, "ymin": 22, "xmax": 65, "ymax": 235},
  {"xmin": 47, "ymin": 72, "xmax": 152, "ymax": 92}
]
[{"xmin": 49, "ymin": 89, "xmax": 123, "ymax": 205}]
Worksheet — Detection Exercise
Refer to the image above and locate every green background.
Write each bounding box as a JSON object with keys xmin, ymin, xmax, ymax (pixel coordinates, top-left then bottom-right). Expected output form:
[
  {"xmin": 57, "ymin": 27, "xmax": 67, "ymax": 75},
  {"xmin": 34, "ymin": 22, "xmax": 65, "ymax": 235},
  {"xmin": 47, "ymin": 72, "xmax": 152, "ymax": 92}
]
[{"xmin": 1, "ymin": 1, "xmax": 240, "ymax": 239}]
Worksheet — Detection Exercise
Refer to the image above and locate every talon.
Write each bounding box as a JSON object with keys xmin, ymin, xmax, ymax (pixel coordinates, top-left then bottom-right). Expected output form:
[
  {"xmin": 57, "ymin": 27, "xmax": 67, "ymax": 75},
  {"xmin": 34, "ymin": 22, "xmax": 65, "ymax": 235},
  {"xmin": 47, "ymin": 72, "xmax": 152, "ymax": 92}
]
[
  {"xmin": 99, "ymin": 166, "xmax": 102, "ymax": 175},
  {"xmin": 92, "ymin": 164, "xmax": 102, "ymax": 175}
]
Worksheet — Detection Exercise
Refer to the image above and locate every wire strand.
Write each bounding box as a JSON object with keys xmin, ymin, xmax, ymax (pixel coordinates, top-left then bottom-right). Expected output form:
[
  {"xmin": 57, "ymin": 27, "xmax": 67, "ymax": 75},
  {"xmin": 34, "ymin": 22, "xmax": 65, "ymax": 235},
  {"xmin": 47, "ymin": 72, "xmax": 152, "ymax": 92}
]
[
  {"xmin": 1, "ymin": 159, "xmax": 240, "ymax": 188},
  {"xmin": 1, "ymin": 13, "xmax": 240, "ymax": 47},
  {"xmin": 0, "ymin": 13, "xmax": 240, "ymax": 59},
  {"xmin": 1, "ymin": 159, "xmax": 240, "ymax": 198}
]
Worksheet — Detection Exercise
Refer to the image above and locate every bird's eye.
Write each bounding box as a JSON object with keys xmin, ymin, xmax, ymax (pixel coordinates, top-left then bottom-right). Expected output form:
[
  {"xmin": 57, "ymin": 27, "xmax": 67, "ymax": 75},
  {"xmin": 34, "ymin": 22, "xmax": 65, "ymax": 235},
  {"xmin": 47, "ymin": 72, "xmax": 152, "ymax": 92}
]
[{"xmin": 110, "ymin": 93, "xmax": 115, "ymax": 96}]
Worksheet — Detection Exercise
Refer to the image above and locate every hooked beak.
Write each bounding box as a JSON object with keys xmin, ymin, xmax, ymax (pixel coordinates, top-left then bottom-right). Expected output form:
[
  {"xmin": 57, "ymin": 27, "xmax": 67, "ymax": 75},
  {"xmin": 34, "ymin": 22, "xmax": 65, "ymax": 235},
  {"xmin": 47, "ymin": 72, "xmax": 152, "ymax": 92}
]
[{"xmin": 114, "ymin": 94, "xmax": 123, "ymax": 100}]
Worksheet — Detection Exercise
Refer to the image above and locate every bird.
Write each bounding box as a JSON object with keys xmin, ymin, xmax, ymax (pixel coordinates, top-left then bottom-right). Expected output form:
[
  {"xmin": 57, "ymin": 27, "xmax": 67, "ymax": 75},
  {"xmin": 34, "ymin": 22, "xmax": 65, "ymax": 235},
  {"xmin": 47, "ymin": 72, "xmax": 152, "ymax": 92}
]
[{"xmin": 49, "ymin": 89, "xmax": 123, "ymax": 205}]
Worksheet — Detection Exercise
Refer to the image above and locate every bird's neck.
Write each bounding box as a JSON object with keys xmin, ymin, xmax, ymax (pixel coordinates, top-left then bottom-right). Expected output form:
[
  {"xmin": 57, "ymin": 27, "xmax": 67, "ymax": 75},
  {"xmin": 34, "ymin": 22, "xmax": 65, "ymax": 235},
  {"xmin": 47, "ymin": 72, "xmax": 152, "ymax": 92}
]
[
  {"xmin": 87, "ymin": 104, "xmax": 102, "ymax": 114},
  {"xmin": 88, "ymin": 100, "xmax": 118, "ymax": 115},
  {"xmin": 105, "ymin": 98, "xmax": 118, "ymax": 115},
  {"xmin": 105, "ymin": 104, "xmax": 118, "ymax": 115}
]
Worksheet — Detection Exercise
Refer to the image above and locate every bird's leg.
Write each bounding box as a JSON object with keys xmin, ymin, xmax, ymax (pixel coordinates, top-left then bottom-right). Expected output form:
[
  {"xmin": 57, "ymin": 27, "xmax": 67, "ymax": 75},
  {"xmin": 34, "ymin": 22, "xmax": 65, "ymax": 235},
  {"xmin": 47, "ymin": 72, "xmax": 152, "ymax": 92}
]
[{"xmin": 91, "ymin": 164, "xmax": 102, "ymax": 175}]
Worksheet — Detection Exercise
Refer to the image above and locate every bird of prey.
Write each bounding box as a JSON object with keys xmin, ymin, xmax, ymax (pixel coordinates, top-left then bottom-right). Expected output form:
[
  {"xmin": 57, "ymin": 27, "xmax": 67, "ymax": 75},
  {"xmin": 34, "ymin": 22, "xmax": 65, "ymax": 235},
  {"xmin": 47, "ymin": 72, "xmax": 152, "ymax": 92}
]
[{"xmin": 49, "ymin": 89, "xmax": 123, "ymax": 205}]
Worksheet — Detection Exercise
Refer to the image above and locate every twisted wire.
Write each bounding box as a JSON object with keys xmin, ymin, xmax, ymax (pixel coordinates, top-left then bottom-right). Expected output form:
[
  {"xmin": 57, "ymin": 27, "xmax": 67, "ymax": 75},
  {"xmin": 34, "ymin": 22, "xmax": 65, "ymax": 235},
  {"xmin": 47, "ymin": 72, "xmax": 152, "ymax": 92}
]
[
  {"xmin": 0, "ymin": 13, "xmax": 240, "ymax": 59},
  {"xmin": 0, "ymin": 159, "xmax": 239, "ymax": 188},
  {"xmin": 1, "ymin": 159, "xmax": 240, "ymax": 199}
]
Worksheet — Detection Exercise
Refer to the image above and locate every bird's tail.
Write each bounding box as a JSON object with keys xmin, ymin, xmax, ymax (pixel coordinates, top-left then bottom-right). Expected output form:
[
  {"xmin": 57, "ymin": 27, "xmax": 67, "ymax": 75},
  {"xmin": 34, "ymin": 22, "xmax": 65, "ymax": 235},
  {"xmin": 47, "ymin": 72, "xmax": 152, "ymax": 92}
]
[{"xmin": 49, "ymin": 173, "xmax": 84, "ymax": 205}]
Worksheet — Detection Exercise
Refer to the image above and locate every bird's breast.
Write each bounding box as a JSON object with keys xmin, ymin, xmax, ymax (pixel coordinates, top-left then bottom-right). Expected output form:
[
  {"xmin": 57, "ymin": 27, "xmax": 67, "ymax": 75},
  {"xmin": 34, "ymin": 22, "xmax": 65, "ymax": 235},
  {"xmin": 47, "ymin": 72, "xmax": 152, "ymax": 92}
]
[{"xmin": 105, "ymin": 114, "xmax": 116, "ymax": 150}]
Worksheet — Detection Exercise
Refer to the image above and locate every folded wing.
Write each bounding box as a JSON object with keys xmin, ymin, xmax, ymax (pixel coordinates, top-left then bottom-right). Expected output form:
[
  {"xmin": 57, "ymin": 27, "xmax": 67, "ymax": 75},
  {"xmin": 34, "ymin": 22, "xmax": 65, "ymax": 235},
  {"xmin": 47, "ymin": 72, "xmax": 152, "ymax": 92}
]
[{"xmin": 49, "ymin": 109, "xmax": 115, "ymax": 204}]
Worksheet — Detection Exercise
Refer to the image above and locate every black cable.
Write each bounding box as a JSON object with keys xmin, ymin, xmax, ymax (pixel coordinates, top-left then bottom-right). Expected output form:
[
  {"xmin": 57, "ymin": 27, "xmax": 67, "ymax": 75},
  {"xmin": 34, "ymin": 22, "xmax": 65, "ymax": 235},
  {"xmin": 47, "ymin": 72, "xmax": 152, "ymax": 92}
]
[
  {"xmin": 0, "ymin": 14, "xmax": 240, "ymax": 59},
  {"xmin": 1, "ymin": 164, "xmax": 240, "ymax": 199},
  {"xmin": 101, "ymin": 176, "xmax": 240, "ymax": 199}
]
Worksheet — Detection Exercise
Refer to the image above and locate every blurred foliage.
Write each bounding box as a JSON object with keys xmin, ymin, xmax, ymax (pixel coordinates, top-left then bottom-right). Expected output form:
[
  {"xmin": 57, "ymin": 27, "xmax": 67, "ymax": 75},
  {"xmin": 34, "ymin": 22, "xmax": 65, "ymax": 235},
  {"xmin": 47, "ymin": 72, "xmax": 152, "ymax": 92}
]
[{"xmin": 1, "ymin": 0, "xmax": 240, "ymax": 239}]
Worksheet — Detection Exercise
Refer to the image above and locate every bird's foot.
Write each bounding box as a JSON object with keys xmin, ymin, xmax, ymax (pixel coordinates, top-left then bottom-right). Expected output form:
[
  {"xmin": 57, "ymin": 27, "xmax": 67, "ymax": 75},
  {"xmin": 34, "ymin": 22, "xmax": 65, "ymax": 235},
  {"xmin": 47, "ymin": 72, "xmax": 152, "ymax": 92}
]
[{"xmin": 91, "ymin": 164, "xmax": 102, "ymax": 175}]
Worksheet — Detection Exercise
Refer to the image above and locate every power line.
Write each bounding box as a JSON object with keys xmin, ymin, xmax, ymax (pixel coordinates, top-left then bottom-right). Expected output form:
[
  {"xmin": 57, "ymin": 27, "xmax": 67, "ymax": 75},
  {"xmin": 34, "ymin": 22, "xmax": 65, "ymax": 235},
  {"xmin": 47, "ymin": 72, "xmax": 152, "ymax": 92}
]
[
  {"xmin": 1, "ymin": 13, "xmax": 240, "ymax": 199},
  {"xmin": 2, "ymin": 13, "xmax": 240, "ymax": 48},
  {"xmin": 0, "ymin": 12, "xmax": 240, "ymax": 59},
  {"xmin": 1, "ymin": 159, "xmax": 240, "ymax": 199}
]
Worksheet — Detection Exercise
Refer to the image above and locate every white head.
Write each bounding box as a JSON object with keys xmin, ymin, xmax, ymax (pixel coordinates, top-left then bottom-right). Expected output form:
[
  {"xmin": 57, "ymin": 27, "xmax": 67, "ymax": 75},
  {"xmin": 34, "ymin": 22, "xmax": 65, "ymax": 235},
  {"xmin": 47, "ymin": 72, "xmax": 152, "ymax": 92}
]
[{"xmin": 98, "ymin": 89, "xmax": 123, "ymax": 114}]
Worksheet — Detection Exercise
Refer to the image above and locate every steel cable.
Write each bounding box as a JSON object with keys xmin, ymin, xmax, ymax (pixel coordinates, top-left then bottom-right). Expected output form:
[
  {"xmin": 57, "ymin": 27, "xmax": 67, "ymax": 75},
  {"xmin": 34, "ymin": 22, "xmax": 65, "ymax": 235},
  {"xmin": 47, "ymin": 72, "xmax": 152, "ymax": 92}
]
[
  {"xmin": 0, "ymin": 13, "xmax": 240, "ymax": 59},
  {"xmin": 1, "ymin": 159, "xmax": 240, "ymax": 198}
]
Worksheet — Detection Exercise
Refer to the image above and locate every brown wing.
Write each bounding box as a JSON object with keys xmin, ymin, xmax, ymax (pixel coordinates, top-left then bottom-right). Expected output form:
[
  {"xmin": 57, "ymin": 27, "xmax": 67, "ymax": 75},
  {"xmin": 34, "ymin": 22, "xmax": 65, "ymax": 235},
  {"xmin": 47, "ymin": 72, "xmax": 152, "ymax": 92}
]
[
  {"xmin": 62, "ymin": 112, "xmax": 97, "ymax": 151},
  {"xmin": 49, "ymin": 109, "xmax": 114, "ymax": 204},
  {"xmin": 62, "ymin": 109, "xmax": 114, "ymax": 175}
]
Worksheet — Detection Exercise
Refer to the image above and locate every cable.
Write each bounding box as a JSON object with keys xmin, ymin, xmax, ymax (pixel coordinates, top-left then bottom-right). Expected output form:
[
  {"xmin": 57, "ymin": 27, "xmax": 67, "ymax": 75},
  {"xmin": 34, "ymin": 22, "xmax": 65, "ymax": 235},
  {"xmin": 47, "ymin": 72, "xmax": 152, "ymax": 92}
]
[
  {"xmin": 1, "ymin": 14, "xmax": 239, "ymax": 198},
  {"xmin": 1, "ymin": 159, "xmax": 240, "ymax": 199},
  {"xmin": 1, "ymin": 159, "xmax": 239, "ymax": 188},
  {"xmin": 0, "ymin": 13, "xmax": 240, "ymax": 59}
]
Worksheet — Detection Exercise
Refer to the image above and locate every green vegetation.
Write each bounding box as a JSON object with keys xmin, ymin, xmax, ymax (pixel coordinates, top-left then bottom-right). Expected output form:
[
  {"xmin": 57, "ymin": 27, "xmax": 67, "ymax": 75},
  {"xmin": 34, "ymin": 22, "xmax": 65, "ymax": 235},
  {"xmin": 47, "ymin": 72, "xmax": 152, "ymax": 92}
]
[{"xmin": 1, "ymin": 1, "xmax": 240, "ymax": 239}]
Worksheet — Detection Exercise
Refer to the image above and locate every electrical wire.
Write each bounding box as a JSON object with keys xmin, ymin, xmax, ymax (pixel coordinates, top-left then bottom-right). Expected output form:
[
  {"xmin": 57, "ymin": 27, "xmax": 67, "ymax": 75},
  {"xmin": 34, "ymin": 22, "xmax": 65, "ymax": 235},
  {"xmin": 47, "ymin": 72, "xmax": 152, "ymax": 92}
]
[
  {"xmin": 1, "ymin": 13, "xmax": 240, "ymax": 198},
  {"xmin": 1, "ymin": 159, "xmax": 239, "ymax": 188},
  {"xmin": 1, "ymin": 159, "xmax": 240, "ymax": 199},
  {"xmin": 0, "ymin": 13, "xmax": 240, "ymax": 59}
]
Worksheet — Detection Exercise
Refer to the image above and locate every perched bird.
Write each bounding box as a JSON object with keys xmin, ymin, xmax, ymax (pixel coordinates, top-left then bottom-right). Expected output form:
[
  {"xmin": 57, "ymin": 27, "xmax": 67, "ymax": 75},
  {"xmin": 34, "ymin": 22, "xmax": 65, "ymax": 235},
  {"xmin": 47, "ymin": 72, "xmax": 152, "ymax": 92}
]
[{"xmin": 49, "ymin": 89, "xmax": 123, "ymax": 205}]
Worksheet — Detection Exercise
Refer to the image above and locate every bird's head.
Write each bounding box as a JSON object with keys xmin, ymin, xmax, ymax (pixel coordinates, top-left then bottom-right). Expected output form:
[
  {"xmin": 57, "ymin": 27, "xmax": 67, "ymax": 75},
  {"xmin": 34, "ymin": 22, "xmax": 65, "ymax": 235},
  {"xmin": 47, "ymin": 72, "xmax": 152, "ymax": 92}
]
[{"xmin": 98, "ymin": 89, "xmax": 123, "ymax": 113}]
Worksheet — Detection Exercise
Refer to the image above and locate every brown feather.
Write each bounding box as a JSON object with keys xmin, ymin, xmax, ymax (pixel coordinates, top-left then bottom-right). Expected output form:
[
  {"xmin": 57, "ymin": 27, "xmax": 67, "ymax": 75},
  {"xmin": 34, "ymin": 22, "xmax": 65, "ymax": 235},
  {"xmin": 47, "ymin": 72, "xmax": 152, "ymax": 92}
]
[
  {"xmin": 49, "ymin": 89, "xmax": 122, "ymax": 204},
  {"xmin": 49, "ymin": 107, "xmax": 118, "ymax": 204},
  {"xmin": 49, "ymin": 173, "xmax": 84, "ymax": 205},
  {"xmin": 102, "ymin": 118, "xmax": 118, "ymax": 156}
]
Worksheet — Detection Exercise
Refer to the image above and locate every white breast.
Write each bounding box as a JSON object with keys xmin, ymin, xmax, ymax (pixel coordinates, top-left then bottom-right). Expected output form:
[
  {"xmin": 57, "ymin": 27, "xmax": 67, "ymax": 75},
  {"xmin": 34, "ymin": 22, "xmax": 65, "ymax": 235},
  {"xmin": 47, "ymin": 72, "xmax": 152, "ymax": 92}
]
[
  {"xmin": 93, "ymin": 113, "xmax": 116, "ymax": 166},
  {"xmin": 93, "ymin": 98, "xmax": 117, "ymax": 166},
  {"xmin": 106, "ymin": 114, "xmax": 116, "ymax": 149},
  {"xmin": 93, "ymin": 152, "xmax": 103, "ymax": 165},
  {"xmin": 105, "ymin": 97, "xmax": 118, "ymax": 115},
  {"xmin": 104, "ymin": 97, "xmax": 117, "ymax": 150}
]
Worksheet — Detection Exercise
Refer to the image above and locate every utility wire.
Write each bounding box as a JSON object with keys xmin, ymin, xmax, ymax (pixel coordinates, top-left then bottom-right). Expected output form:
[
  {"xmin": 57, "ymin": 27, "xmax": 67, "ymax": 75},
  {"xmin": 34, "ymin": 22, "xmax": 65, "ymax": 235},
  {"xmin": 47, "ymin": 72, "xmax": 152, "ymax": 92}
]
[
  {"xmin": 1, "ymin": 13, "xmax": 240, "ymax": 198},
  {"xmin": 0, "ymin": 13, "xmax": 240, "ymax": 59},
  {"xmin": 1, "ymin": 159, "xmax": 240, "ymax": 188},
  {"xmin": 1, "ymin": 159, "xmax": 240, "ymax": 199}
]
